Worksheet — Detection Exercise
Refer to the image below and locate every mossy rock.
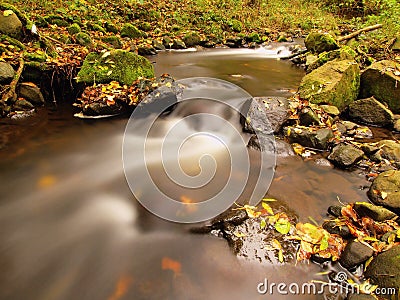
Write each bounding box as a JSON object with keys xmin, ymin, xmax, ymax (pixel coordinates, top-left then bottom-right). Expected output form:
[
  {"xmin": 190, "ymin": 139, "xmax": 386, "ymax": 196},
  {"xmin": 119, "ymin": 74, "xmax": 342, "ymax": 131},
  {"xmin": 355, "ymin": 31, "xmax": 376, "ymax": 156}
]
[
  {"xmin": 246, "ymin": 32, "xmax": 261, "ymax": 43},
  {"xmin": 298, "ymin": 59, "xmax": 360, "ymax": 111},
  {"xmin": 360, "ymin": 60, "xmax": 400, "ymax": 113},
  {"xmin": 182, "ymin": 31, "xmax": 201, "ymax": 47},
  {"xmin": 0, "ymin": 9, "xmax": 23, "ymax": 40},
  {"xmin": 44, "ymin": 15, "xmax": 69, "ymax": 27},
  {"xmin": 307, "ymin": 46, "xmax": 356, "ymax": 72},
  {"xmin": 89, "ymin": 23, "xmax": 106, "ymax": 34},
  {"xmin": 305, "ymin": 32, "xmax": 339, "ymax": 54},
  {"xmin": 75, "ymin": 32, "xmax": 92, "ymax": 47},
  {"xmin": 104, "ymin": 22, "xmax": 119, "ymax": 34},
  {"xmin": 77, "ymin": 49, "xmax": 154, "ymax": 85},
  {"xmin": 102, "ymin": 36, "xmax": 122, "ymax": 49},
  {"xmin": 121, "ymin": 23, "xmax": 144, "ymax": 39},
  {"xmin": 67, "ymin": 23, "xmax": 81, "ymax": 35},
  {"xmin": 24, "ymin": 51, "xmax": 47, "ymax": 63},
  {"xmin": 230, "ymin": 19, "xmax": 242, "ymax": 33}
]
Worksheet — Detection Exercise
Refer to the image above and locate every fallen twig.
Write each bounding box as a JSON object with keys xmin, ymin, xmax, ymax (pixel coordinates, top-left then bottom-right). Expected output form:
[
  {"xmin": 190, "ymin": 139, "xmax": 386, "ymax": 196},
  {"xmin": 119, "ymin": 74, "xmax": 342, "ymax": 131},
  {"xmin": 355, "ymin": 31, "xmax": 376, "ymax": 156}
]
[
  {"xmin": 1, "ymin": 58, "xmax": 25, "ymax": 103},
  {"xmin": 337, "ymin": 24, "xmax": 383, "ymax": 42},
  {"xmin": 281, "ymin": 48, "xmax": 308, "ymax": 60}
]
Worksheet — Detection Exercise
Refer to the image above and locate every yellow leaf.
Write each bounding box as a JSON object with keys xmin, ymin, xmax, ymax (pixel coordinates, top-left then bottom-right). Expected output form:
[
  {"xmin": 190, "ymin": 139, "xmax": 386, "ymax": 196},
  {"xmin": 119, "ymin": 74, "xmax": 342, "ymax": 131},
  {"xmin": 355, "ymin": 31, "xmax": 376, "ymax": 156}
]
[
  {"xmin": 3, "ymin": 10, "xmax": 14, "ymax": 17},
  {"xmin": 278, "ymin": 249, "xmax": 284, "ymax": 263},
  {"xmin": 262, "ymin": 202, "xmax": 274, "ymax": 215},
  {"xmin": 234, "ymin": 232, "xmax": 247, "ymax": 238}
]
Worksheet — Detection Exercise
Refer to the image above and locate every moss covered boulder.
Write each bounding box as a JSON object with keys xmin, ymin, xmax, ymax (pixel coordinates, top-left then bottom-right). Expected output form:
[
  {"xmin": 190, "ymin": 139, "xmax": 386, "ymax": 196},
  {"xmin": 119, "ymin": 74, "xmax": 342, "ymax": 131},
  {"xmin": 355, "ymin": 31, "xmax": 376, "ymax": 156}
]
[
  {"xmin": 307, "ymin": 46, "xmax": 356, "ymax": 73},
  {"xmin": 365, "ymin": 245, "xmax": 400, "ymax": 290},
  {"xmin": 121, "ymin": 23, "xmax": 144, "ymax": 39},
  {"xmin": 298, "ymin": 59, "xmax": 360, "ymax": 111},
  {"xmin": 305, "ymin": 32, "xmax": 339, "ymax": 54},
  {"xmin": 368, "ymin": 170, "xmax": 400, "ymax": 213},
  {"xmin": 0, "ymin": 9, "xmax": 23, "ymax": 39},
  {"xmin": 360, "ymin": 60, "xmax": 400, "ymax": 113},
  {"xmin": 183, "ymin": 32, "xmax": 201, "ymax": 47},
  {"xmin": 77, "ymin": 50, "xmax": 154, "ymax": 85}
]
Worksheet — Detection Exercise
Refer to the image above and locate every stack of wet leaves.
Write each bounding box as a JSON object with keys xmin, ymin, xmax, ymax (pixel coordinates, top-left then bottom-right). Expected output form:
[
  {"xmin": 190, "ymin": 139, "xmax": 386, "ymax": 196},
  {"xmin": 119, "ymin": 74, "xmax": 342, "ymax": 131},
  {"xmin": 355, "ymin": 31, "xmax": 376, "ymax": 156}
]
[{"xmin": 74, "ymin": 74, "xmax": 175, "ymax": 117}]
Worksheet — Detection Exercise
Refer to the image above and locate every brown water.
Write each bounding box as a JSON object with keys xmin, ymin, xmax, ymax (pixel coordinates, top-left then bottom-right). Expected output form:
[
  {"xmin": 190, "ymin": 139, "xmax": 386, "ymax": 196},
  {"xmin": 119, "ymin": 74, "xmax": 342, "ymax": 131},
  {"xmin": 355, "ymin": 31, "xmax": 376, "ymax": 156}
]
[{"xmin": 0, "ymin": 46, "xmax": 371, "ymax": 300}]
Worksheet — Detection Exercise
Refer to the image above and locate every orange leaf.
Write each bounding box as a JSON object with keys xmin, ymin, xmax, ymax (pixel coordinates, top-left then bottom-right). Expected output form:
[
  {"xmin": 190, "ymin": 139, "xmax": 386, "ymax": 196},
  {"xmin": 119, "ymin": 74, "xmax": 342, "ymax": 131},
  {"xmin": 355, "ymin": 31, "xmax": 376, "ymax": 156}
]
[
  {"xmin": 108, "ymin": 275, "xmax": 133, "ymax": 300},
  {"xmin": 161, "ymin": 257, "xmax": 182, "ymax": 277}
]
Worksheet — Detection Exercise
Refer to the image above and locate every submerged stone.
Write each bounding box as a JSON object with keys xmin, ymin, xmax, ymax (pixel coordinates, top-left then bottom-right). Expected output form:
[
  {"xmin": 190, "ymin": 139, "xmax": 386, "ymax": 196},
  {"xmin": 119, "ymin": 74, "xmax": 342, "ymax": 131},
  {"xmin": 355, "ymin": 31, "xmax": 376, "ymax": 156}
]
[
  {"xmin": 77, "ymin": 50, "xmax": 154, "ymax": 85},
  {"xmin": 298, "ymin": 60, "xmax": 360, "ymax": 111}
]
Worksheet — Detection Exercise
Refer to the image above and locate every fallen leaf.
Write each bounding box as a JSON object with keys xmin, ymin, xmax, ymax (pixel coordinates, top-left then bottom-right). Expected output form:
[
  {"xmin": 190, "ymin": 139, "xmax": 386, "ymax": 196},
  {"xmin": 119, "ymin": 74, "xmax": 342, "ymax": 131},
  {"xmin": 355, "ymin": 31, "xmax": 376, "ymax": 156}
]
[
  {"xmin": 108, "ymin": 275, "xmax": 133, "ymax": 300},
  {"xmin": 161, "ymin": 257, "xmax": 181, "ymax": 277}
]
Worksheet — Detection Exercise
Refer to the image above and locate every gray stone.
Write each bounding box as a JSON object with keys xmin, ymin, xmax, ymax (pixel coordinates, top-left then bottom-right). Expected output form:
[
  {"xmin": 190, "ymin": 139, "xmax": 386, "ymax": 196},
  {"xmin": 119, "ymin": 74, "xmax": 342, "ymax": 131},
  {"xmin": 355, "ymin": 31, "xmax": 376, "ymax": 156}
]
[
  {"xmin": 242, "ymin": 97, "xmax": 289, "ymax": 134},
  {"xmin": 360, "ymin": 60, "xmax": 400, "ymax": 113},
  {"xmin": 152, "ymin": 40, "xmax": 165, "ymax": 50},
  {"xmin": 137, "ymin": 45, "xmax": 157, "ymax": 56},
  {"xmin": 285, "ymin": 127, "xmax": 333, "ymax": 150},
  {"xmin": 353, "ymin": 202, "xmax": 397, "ymax": 222},
  {"xmin": 13, "ymin": 99, "xmax": 34, "ymax": 110},
  {"xmin": 348, "ymin": 97, "xmax": 394, "ymax": 127},
  {"xmin": 0, "ymin": 62, "xmax": 15, "ymax": 84},
  {"xmin": 0, "ymin": 10, "xmax": 23, "ymax": 39},
  {"xmin": 172, "ymin": 39, "xmax": 186, "ymax": 49},
  {"xmin": 368, "ymin": 170, "xmax": 400, "ymax": 213},
  {"xmin": 328, "ymin": 143, "xmax": 364, "ymax": 168},
  {"xmin": 376, "ymin": 140, "xmax": 400, "ymax": 163},
  {"xmin": 339, "ymin": 240, "xmax": 374, "ymax": 269},
  {"xmin": 365, "ymin": 245, "xmax": 400, "ymax": 290},
  {"xmin": 247, "ymin": 134, "xmax": 275, "ymax": 152},
  {"xmin": 299, "ymin": 107, "xmax": 320, "ymax": 126},
  {"xmin": 322, "ymin": 220, "xmax": 352, "ymax": 239},
  {"xmin": 17, "ymin": 82, "xmax": 45, "ymax": 105},
  {"xmin": 320, "ymin": 104, "xmax": 340, "ymax": 116},
  {"xmin": 298, "ymin": 60, "xmax": 360, "ymax": 111}
]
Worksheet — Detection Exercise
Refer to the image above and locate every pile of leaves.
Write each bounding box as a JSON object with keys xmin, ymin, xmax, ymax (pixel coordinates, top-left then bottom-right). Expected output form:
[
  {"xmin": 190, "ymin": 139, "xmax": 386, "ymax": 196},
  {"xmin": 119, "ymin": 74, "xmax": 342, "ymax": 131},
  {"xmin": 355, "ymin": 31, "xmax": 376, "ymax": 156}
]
[{"xmin": 74, "ymin": 74, "xmax": 175, "ymax": 117}]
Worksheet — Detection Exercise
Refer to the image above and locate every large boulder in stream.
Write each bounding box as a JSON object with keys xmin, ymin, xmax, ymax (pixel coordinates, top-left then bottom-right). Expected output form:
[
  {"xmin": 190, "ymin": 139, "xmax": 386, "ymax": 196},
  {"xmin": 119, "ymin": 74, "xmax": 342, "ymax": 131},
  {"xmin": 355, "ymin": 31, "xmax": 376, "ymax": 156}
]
[
  {"xmin": 298, "ymin": 59, "xmax": 360, "ymax": 111},
  {"xmin": 328, "ymin": 143, "xmax": 364, "ymax": 169},
  {"xmin": 304, "ymin": 32, "xmax": 339, "ymax": 54},
  {"xmin": 365, "ymin": 244, "xmax": 400, "ymax": 290},
  {"xmin": 76, "ymin": 50, "xmax": 154, "ymax": 85},
  {"xmin": 368, "ymin": 170, "xmax": 400, "ymax": 213},
  {"xmin": 348, "ymin": 96, "xmax": 394, "ymax": 127},
  {"xmin": 360, "ymin": 60, "xmax": 400, "ymax": 113}
]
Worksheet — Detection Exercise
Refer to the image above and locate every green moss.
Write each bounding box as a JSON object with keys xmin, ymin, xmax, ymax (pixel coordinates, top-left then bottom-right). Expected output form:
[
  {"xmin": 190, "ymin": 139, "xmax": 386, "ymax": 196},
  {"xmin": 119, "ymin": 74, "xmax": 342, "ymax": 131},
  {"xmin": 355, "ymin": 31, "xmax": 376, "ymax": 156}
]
[
  {"xmin": 0, "ymin": 34, "xmax": 25, "ymax": 50},
  {"xmin": 90, "ymin": 23, "xmax": 106, "ymax": 34},
  {"xmin": 44, "ymin": 15, "xmax": 69, "ymax": 27},
  {"xmin": 68, "ymin": 23, "xmax": 81, "ymax": 35},
  {"xmin": 0, "ymin": 3, "xmax": 29, "ymax": 26},
  {"xmin": 75, "ymin": 32, "xmax": 92, "ymax": 47},
  {"xmin": 104, "ymin": 22, "xmax": 119, "ymax": 34},
  {"xmin": 121, "ymin": 23, "xmax": 144, "ymax": 38},
  {"xmin": 307, "ymin": 46, "xmax": 357, "ymax": 71},
  {"xmin": 305, "ymin": 32, "xmax": 339, "ymax": 54},
  {"xmin": 23, "ymin": 51, "xmax": 47, "ymax": 62},
  {"xmin": 139, "ymin": 22, "xmax": 151, "ymax": 32},
  {"xmin": 102, "ymin": 35, "xmax": 123, "ymax": 49},
  {"xmin": 230, "ymin": 19, "xmax": 242, "ymax": 33},
  {"xmin": 76, "ymin": 49, "xmax": 155, "ymax": 85},
  {"xmin": 247, "ymin": 32, "xmax": 261, "ymax": 43}
]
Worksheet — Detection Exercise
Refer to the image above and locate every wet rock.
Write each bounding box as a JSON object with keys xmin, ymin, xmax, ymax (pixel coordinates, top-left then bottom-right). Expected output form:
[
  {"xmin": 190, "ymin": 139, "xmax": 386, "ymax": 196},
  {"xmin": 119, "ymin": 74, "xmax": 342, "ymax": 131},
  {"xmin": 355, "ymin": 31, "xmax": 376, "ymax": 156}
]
[
  {"xmin": 152, "ymin": 40, "xmax": 165, "ymax": 50},
  {"xmin": 225, "ymin": 37, "xmax": 243, "ymax": 48},
  {"xmin": 298, "ymin": 60, "xmax": 360, "ymax": 111},
  {"xmin": 376, "ymin": 140, "xmax": 400, "ymax": 163},
  {"xmin": 82, "ymin": 101, "xmax": 127, "ymax": 116},
  {"xmin": 346, "ymin": 294, "xmax": 377, "ymax": 300},
  {"xmin": 353, "ymin": 126, "xmax": 373, "ymax": 139},
  {"xmin": 328, "ymin": 143, "xmax": 364, "ymax": 169},
  {"xmin": 17, "ymin": 82, "xmax": 45, "ymax": 105},
  {"xmin": 162, "ymin": 36, "xmax": 173, "ymax": 48},
  {"xmin": 341, "ymin": 120, "xmax": 358, "ymax": 131},
  {"xmin": 320, "ymin": 105, "xmax": 340, "ymax": 116},
  {"xmin": 13, "ymin": 99, "xmax": 34, "ymax": 110},
  {"xmin": 0, "ymin": 62, "xmax": 15, "ymax": 84},
  {"xmin": 304, "ymin": 32, "xmax": 339, "ymax": 54},
  {"xmin": 328, "ymin": 205, "xmax": 342, "ymax": 217},
  {"xmin": 322, "ymin": 220, "xmax": 352, "ymax": 239},
  {"xmin": 285, "ymin": 127, "xmax": 333, "ymax": 150},
  {"xmin": 183, "ymin": 32, "xmax": 201, "ymax": 47},
  {"xmin": 75, "ymin": 32, "xmax": 92, "ymax": 47},
  {"xmin": 353, "ymin": 202, "xmax": 397, "ymax": 222},
  {"xmin": 121, "ymin": 23, "xmax": 144, "ymax": 39},
  {"xmin": 348, "ymin": 97, "xmax": 394, "ymax": 127},
  {"xmin": 307, "ymin": 46, "xmax": 356, "ymax": 73},
  {"xmin": 274, "ymin": 140, "xmax": 295, "ymax": 157},
  {"xmin": 360, "ymin": 144, "xmax": 380, "ymax": 156},
  {"xmin": 77, "ymin": 49, "xmax": 154, "ymax": 85},
  {"xmin": 171, "ymin": 39, "xmax": 186, "ymax": 49},
  {"xmin": 138, "ymin": 21, "xmax": 151, "ymax": 32},
  {"xmin": 339, "ymin": 240, "xmax": 374, "ymax": 269},
  {"xmin": 0, "ymin": 9, "xmax": 23, "ymax": 39},
  {"xmin": 314, "ymin": 158, "xmax": 333, "ymax": 168},
  {"xmin": 190, "ymin": 209, "xmax": 248, "ymax": 234},
  {"xmin": 137, "ymin": 45, "xmax": 157, "ymax": 56},
  {"xmin": 299, "ymin": 107, "xmax": 320, "ymax": 126},
  {"xmin": 247, "ymin": 134, "xmax": 275, "ymax": 152},
  {"xmin": 360, "ymin": 60, "xmax": 400, "ymax": 113},
  {"xmin": 242, "ymin": 97, "xmax": 289, "ymax": 134},
  {"xmin": 368, "ymin": 170, "xmax": 400, "ymax": 213},
  {"xmin": 365, "ymin": 244, "xmax": 400, "ymax": 290}
]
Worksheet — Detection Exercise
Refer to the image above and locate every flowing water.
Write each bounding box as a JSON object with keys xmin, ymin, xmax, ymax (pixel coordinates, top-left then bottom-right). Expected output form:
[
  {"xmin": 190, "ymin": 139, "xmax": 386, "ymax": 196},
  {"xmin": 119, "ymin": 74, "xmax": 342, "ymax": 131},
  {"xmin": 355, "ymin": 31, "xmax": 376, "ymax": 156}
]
[{"xmin": 0, "ymin": 45, "xmax": 371, "ymax": 300}]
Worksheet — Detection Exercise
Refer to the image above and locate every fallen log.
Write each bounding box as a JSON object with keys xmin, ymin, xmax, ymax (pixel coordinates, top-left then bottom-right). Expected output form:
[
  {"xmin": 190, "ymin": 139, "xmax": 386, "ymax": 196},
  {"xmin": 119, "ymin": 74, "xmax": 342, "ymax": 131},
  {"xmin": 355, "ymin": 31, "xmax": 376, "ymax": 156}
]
[{"xmin": 337, "ymin": 24, "xmax": 382, "ymax": 42}]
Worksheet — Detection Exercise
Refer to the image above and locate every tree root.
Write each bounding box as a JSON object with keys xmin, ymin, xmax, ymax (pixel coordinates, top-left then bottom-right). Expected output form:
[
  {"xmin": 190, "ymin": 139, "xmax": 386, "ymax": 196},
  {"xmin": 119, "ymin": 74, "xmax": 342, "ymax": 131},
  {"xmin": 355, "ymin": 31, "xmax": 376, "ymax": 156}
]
[{"xmin": 1, "ymin": 58, "xmax": 25, "ymax": 104}]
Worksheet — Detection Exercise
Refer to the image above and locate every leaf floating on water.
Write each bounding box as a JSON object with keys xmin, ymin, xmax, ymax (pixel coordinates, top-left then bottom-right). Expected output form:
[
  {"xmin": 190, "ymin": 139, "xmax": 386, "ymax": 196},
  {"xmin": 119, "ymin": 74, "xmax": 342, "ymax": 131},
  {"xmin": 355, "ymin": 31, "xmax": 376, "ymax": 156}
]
[
  {"xmin": 37, "ymin": 175, "xmax": 57, "ymax": 189},
  {"xmin": 234, "ymin": 232, "xmax": 247, "ymax": 238},
  {"xmin": 161, "ymin": 257, "xmax": 182, "ymax": 277},
  {"xmin": 260, "ymin": 218, "xmax": 267, "ymax": 229},
  {"xmin": 261, "ymin": 202, "xmax": 274, "ymax": 215},
  {"xmin": 275, "ymin": 218, "xmax": 291, "ymax": 234},
  {"xmin": 108, "ymin": 274, "xmax": 133, "ymax": 300}
]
